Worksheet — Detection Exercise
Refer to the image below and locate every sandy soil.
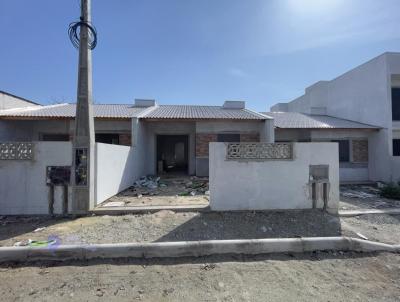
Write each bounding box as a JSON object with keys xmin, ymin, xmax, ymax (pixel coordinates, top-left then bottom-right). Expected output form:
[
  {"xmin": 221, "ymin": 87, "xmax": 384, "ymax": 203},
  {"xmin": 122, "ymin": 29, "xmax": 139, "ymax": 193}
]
[{"xmin": 0, "ymin": 252, "xmax": 399, "ymax": 301}]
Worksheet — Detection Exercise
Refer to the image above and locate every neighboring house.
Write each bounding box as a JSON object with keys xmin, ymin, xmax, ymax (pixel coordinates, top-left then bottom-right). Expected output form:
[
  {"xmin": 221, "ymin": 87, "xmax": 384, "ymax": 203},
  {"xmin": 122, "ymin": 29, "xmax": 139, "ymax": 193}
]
[
  {"xmin": 0, "ymin": 95, "xmax": 274, "ymax": 177},
  {"xmin": 0, "ymin": 90, "xmax": 41, "ymax": 110},
  {"xmin": 266, "ymin": 52, "xmax": 400, "ymax": 183}
]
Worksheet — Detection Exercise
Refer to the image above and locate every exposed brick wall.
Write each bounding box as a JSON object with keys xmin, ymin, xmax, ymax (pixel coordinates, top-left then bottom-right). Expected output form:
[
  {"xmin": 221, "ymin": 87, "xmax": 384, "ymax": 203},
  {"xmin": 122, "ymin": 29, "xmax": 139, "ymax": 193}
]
[
  {"xmin": 352, "ymin": 139, "xmax": 368, "ymax": 162},
  {"xmin": 119, "ymin": 134, "xmax": 132, "ymax": 146},
  {"xmin": 196, "ymin": 134, "xmax": 217, "ymax": 157},
  {"xmin": 240, "ymin": 133, "xmax": 260, "ymax": 142}
]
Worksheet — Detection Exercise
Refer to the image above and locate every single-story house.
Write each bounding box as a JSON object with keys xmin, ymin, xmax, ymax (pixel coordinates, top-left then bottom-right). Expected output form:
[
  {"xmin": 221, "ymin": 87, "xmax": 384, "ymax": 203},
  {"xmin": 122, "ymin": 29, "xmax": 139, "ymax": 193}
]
[
  {"xmin": 0, "ymin": 93, "xmax": 274, "ymax": 177},
  {"xmin": 262, "ymin": 111, "xmax": 380, "ymax": 183}
]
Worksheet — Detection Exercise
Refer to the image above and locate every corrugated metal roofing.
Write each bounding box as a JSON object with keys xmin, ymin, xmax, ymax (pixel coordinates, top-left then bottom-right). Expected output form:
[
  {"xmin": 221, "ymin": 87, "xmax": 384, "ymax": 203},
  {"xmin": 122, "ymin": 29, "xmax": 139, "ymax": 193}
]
[
  {"xmin": 264, "ymin": 112, "xmax": 380, "ymax": 129},
  {"xmin": 0, "ymin": 103, "xmax": 269, "ymax": 120},
  {"xmin": 0, "ymin": 103, "xmax": 149, "ymax": 118},
  {"xmin": 142, "ymin": 105, "xmax": 268, "ymax": 120}
]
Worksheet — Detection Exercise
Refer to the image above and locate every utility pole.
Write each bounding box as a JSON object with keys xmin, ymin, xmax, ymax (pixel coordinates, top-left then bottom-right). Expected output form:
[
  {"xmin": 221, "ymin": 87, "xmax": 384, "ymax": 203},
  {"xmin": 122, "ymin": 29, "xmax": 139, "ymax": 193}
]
[{"xmin": 71, "ymin": 0, "xmax": 95, "ymax": 213}]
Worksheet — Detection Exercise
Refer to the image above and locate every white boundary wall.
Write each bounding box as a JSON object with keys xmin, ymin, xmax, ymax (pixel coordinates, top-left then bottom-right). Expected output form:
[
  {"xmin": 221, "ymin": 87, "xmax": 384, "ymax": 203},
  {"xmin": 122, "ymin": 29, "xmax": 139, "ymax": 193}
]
[
  {"xmin": 95, "ymin": 143, "xmax": 136, "ymax": 205},
  {"xmin": 0, "ymin": 142, "xmax": 72, "ymax": 215},
  {"xmin": 209, "ymin": 142, "xmax": 339, "ymax": 212}
]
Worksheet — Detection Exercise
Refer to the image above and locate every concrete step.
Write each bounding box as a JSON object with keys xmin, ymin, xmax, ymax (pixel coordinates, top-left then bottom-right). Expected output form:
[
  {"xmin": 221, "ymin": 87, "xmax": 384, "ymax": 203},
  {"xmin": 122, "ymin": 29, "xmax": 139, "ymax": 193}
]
[{"xmin": 90, "ymin": 204, "xmax": 210, "ymax": 215}]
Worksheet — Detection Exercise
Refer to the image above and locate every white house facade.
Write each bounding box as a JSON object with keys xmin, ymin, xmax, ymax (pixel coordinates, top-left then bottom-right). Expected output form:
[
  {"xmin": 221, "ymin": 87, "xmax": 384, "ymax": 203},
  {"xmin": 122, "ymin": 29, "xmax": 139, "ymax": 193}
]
[{"xmin": 268, "ymin": 52, "xmax": 400, "ymax": 183}]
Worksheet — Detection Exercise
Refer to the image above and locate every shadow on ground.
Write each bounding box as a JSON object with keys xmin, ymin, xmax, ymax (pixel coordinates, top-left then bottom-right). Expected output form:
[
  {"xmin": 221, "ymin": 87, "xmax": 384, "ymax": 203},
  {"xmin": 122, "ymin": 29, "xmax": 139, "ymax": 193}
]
[
  {"xmin": 155, "ymin": 210, "xmax": 343, "ymax": 242},
  {"xmin": 0, "ymin": 216, "xmax": 72, "ymax": 242}
]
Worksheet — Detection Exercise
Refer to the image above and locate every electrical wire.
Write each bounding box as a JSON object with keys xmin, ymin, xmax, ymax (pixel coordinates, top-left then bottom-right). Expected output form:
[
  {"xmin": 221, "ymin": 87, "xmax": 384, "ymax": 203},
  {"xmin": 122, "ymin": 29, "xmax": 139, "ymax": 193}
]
[{"xmin": 68, "ymin": 18, "xmax": 97, "ymax": 50}]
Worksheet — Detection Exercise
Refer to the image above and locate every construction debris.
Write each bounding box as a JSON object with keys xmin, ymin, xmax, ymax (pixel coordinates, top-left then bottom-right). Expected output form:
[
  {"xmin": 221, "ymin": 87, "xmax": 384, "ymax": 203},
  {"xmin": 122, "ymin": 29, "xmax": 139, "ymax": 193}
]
[
  {"xmin": 129, "ymin": 176, "xmax": 209, "ymax": 198},
  {"xmin": 356, "ymin": 232, "xmax": 369, "ymax": 240},
  {"xmin": 14, "ymin": 239, "xmax": 57, "ymax": 247},
  {"xmin": 341, "ymin": 187, "xmax": 377, "ymax": 199}
]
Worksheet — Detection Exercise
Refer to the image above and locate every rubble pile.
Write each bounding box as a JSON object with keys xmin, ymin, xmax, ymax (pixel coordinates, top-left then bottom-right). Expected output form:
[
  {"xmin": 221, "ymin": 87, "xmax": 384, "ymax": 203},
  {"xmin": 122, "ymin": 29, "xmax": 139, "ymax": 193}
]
[{"xmin": 123, "ymin": 175, "xmax": 209, "ymax": 198}]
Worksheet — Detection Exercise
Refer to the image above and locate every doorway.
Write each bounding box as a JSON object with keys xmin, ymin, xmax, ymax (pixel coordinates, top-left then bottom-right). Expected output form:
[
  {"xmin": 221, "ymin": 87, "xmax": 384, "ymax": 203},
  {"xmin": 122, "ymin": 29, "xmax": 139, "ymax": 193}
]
[{"xmin": 156, "ymin": 135, "xmax": 189, "ymax": 174}]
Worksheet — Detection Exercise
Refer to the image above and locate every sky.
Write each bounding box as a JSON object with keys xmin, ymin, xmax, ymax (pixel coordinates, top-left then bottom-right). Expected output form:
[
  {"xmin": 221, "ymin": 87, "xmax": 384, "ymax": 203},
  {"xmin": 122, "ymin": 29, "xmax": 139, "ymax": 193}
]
[{"xmin": 1, "ymin": 0, "xmax": 400, "ymax": 112}]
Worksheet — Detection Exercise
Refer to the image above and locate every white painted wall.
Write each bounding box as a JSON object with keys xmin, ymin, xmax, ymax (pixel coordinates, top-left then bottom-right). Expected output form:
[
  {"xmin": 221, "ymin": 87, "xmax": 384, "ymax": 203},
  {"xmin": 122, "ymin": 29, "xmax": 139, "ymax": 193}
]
[
  {"xmin": 0, "ymin": 92, "xmax": 40, "ymax": 110},
  {"xmin": 209, "ymin": 142, "xmax": 339, "ymax": 212},
  {"xmin": 0, "ymin": 142, "xmax": 72, "ymax": 215},
  {"xmin": 95, "ymin": 143, "xmax": 136, "ymax": 205}
]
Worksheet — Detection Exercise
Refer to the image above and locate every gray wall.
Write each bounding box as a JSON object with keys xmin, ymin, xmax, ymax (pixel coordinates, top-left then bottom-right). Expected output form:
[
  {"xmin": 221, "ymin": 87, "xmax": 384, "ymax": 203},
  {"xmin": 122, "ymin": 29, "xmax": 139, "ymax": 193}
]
[
  {"xmin": 209, "ymin": 142, "xmax": 339, "ymax": 212},
  {"xmin": 95, "ymin": 143, "xmax": 135, "ymax": 205},
  {"xmin": 0, "ymin": 142, "xmax": 72, "ymax": 215}
]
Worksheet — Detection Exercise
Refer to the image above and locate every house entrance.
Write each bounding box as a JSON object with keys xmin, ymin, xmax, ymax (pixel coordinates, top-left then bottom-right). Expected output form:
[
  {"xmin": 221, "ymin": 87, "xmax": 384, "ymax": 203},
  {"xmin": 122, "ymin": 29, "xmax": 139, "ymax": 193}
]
[{"xmin": 156, "ymin": 135, "xmax": 189, "ymax": 174}]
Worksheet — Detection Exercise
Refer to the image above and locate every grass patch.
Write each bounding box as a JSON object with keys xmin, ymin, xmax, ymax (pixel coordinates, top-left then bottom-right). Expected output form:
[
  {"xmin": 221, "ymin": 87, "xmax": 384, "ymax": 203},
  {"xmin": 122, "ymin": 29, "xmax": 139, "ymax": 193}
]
[{"xmin": 380, "ymin": 183, "xmax": 400, "ymax": 200}]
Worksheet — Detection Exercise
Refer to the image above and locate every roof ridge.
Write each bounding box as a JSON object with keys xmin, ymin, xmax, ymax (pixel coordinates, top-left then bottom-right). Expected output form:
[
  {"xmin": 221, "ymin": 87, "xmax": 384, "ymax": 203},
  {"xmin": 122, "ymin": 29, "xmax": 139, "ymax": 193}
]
[
  {"xmin": 0, "ymin": 103, "xmax": 69, "ymax": 114},
  {"xmin": 158, "ymin": 104, "xmax": 221, "ymax": 107},
  {"xmin": 323, "ymin": 114, "xmax": 382, "ymax": 128},
  {"xmin": 244, "ymin": 108, "xmax": 270, "ymax": 119}
]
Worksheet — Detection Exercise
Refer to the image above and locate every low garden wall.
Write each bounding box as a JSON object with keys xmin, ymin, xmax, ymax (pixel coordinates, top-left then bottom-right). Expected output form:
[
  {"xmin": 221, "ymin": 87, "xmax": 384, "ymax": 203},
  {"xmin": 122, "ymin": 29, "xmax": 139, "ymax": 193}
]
[{"xmin": 209, "ymin": 142, "xmax": 340, "ymax": 212}]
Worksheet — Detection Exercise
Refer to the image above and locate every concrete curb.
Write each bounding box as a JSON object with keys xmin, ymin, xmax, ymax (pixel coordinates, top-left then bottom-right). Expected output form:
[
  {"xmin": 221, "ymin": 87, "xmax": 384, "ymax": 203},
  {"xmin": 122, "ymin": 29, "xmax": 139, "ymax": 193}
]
[
  {"xmin": 339, "ymin": 208, "xmax": 400, "ymax": 217},
  {"xmin": 91, "ymin": 204, "xmax": 210, "ymax": 215},
  {"xmin": 0, "ymin": 237, "xmax": 399, "ymax": 263}
]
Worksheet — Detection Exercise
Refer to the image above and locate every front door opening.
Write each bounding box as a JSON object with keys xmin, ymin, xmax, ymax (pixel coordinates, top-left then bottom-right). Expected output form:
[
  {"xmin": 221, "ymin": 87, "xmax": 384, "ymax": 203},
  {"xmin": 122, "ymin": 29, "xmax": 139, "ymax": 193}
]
[{"xmin": 157, "ymin": 135, "xmax": 189, "ymax": 175}]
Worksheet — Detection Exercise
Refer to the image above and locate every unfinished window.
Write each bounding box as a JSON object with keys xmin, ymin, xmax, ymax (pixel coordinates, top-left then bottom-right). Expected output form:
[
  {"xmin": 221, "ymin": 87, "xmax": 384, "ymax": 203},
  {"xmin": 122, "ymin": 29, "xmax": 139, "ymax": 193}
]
[
  {"xmin": 95, "ymin": 133, "xmax": 119, "ymax": 145},
  {"xmin": 394, "ymin": 139, "xmax": 400, "ymax": 156},
  {"xmin": 392, "ymin": 88, "xmax": 400, "ymax": 121},
  {"xmin": 41, "ymin": 134, "xmax": 70, "ymax": 141},
  {"xmin": 217, "ymin": 134, "xmax": 240, "ymax": 142},
  {"xmin": 332, "ymin": 140, "xmax": 350, "ymax": 162}
]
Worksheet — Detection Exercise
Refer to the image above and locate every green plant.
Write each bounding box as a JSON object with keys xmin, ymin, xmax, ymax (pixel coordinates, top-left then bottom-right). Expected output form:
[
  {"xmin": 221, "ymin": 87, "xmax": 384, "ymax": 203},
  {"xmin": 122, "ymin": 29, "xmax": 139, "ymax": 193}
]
[{"xmin": 380, "ymin": 183, "xmax": 400, "ymax": 200}]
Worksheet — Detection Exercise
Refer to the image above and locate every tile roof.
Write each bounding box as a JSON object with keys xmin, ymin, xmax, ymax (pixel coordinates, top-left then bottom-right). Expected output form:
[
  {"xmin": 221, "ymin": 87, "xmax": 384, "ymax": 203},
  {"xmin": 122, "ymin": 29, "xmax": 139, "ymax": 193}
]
[
  {"xmin": 0, "ymin": 104, "xmax": 270, "ymax": 120},
  {"xmin": 142, "ymin": 105, "xmax": 268, "ymax": 120},
  {"xmin": 264, "ymin": 112, "xmax": 380, "ymax": 129},
  {"xmin": 0, "ymin": 103, "xmax": 150, "ymax": 118}
]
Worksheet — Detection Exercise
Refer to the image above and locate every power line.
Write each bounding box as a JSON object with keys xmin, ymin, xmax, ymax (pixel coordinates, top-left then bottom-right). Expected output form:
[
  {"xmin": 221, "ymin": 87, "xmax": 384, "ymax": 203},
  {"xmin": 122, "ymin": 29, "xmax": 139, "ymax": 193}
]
[{"xmin": 68, "ymin": 20, "xmax": 97, "ymax": 50}]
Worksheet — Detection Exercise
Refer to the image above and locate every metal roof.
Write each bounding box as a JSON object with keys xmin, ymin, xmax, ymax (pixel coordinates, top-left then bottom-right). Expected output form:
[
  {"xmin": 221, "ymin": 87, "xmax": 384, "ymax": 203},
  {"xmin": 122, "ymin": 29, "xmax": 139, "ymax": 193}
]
[
  {"xmin": 0, "ymin": 103, "xmax": 150, "ymax": 119},
  {"xmin": 142, "ymin": 105, "xmax": 268, "ymax": 120},
  {"xmin": 264, "ymin": 112, "xmax": 380, "ymax": 129},
  {"xmin": 0, "ymin": 103, "xmax": 269, "ymax": 120}
]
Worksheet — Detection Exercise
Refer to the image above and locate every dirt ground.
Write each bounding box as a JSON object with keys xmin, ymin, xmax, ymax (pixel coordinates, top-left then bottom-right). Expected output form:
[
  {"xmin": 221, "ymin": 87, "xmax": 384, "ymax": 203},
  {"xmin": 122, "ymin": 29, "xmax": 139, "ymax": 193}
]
[
  {"xmin": 1, "ymin": 185, "xmax": 400, "ymax": 301},
  {"xmin": 340, "ymin": 185, "xmax": 400, "ymax": 211},
  {"xmin": 1, "ymin": 209, "xmax": 399, "ymax": 247},
  {"xmin": 101, "ymin": 176, "xmax": 209, "ymax": 208},
  {"xmin": 0, "ymin": 252, "xmax": 399, "ymax": 301}
]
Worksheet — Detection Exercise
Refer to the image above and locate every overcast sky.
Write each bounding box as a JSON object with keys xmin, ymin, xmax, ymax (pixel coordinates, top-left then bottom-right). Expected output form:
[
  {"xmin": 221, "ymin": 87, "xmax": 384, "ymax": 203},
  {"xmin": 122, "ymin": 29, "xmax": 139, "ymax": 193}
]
[{"xmin": 1, "ymin": 0, "xmax": 400, "ymax": 111}]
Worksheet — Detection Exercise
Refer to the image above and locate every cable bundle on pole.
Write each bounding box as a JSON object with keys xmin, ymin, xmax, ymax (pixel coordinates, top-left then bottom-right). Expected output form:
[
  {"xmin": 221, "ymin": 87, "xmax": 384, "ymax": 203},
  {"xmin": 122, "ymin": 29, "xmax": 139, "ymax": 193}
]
[{"xmin": 68, "ymin": 18, "xmax": 98, "ymax": 50}]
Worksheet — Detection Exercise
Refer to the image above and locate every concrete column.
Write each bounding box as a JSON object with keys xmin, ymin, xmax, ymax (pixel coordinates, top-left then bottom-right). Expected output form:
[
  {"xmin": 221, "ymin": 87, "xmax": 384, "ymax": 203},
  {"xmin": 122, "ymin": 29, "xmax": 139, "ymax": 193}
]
[
  {"xmin": 71, "ymin": 0, "xmax": 95, "ymax": 213},
  {"xmin": 260, "ymin": 119, "xmax": 275, "ymax": 143}
]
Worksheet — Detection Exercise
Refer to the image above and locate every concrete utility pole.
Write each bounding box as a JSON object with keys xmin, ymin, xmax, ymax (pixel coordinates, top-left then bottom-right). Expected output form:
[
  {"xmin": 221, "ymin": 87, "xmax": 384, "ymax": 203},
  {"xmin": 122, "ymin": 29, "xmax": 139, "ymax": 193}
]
[{"xmin": 71, "ymin": 0, "xmax": 95, "ymax": 213}]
